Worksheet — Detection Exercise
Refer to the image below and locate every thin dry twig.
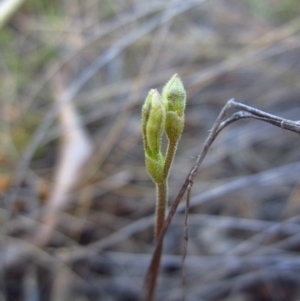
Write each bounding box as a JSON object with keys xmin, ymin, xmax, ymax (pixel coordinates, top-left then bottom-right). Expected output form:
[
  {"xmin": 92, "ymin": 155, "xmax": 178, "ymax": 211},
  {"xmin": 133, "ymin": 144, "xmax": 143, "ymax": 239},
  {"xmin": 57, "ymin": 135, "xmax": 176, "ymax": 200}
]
[
  {"xmin": 181, "ymin": 176, "xmax": 191, "ymax": 301},
  {"xmin": 141, "ymin": 98, "xmax": 300, "ymax": 301}
]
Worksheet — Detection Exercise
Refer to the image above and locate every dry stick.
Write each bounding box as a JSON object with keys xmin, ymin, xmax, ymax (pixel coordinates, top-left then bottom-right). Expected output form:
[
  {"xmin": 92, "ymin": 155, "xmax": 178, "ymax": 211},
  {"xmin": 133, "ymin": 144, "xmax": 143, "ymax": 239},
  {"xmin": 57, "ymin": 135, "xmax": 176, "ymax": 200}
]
[
  {"xmin": 216, "ymin": 104, "xmax": 300, "ymax": 135},
  {"xmin": 141, "ymin": 98, "xmax": 300, "ymax": 301},
  {"xmin": 181, "ymin": 178, "xmax": 191, "ymax": 301}
]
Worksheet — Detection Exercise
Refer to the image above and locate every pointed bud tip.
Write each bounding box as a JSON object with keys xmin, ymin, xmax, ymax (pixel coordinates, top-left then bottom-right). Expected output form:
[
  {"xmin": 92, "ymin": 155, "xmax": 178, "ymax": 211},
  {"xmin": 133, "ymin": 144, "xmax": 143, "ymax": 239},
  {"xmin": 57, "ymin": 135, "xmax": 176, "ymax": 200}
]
[
  {"xmin": 142, "ymin": 88, "xmax": 165, "ymax": 156},
  {"xmin": 162, "ymin": 74, "xmax": 186, "ymax": 114}
]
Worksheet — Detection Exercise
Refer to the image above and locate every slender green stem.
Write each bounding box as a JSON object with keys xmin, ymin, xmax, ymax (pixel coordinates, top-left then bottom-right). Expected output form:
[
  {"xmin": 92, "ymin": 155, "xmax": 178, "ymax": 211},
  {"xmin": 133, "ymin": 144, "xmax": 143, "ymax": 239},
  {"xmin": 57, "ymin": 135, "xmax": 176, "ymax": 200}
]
[
  {"xmin": 155, "ymin": 181, "xmax": 167, "ymax": 241},
  {"xmin": 146, "ymin": 140, "xmax": 178, "ymax": 301},
  {"xmin": 155, "ymin": 136, "xmax": 177, "ymax": 241},
  {"xmin": 142, "ymin": 74, "xmax": 186, "ymax": 301},
  {"xmin": 155, "ymin": 139, "xmax": 177, "ymax": 241},
  {"xmin": 145, "ymin": 240, "xmax": 163, "ymax": 301},
  {"xmin": 146, "ymin": 181, "xmax": 166, "ymax": 301},
  {"xmin": 164, "ymin": 139, "xmax": 178, "ymax": 179}
]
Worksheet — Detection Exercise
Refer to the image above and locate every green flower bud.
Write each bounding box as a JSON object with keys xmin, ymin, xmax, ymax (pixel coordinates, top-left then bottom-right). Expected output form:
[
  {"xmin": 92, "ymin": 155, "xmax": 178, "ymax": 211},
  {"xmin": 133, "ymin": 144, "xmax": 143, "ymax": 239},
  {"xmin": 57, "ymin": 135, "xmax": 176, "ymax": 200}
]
[
  {"xmin": 162, "ymin": 74, "xmax": 186, "ymax": 116},
  {"xmin": 162, "ymin": 74, "xmax": 186, "ymax": 142},
  {"xmin": 142, "ymin": 89, "xmax": 165, "ymax": 156},
  {"xmin": 142, "ymin": 89, "xmax": 166, "ymax": 183},
  {"xmin": 164, "ymin": 111, "xmax": 184, "ymax": 143}
]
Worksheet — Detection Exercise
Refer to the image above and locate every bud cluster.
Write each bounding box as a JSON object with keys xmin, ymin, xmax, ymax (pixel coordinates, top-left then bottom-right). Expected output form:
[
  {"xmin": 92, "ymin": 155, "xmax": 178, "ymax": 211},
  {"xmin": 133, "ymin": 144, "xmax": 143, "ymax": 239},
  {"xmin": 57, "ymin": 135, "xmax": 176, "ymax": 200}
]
[{"xmin": 141, "ymin": 74, "xmax": 186, "ymax": 183}]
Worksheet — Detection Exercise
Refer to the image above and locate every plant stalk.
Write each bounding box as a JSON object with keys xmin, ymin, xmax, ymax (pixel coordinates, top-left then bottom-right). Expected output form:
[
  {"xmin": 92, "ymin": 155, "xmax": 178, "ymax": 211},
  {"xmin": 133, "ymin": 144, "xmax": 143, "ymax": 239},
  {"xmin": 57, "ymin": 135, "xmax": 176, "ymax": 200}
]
[
  {"xmin": 146, "ymin": 139, "xmax": 178, "ymax": 301},
  {"xmin": 145, "ymin": 181, "xmax": 166, "ymax": 301},
  {"xmin": 164, "ymin": 139, "xmax": 178, "ymax": 178},
  {"xmin": 155, "ymin": 181, "xmax": 167, "ymax": 241}
]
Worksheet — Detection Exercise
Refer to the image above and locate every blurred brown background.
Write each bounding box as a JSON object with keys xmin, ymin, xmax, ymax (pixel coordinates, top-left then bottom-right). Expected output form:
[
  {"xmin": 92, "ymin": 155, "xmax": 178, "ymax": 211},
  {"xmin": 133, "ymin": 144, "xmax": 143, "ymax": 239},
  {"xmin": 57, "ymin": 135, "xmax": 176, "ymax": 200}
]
[{"xmin": 1, "ymin": 0, "xmax": 300, "ymax": 300}]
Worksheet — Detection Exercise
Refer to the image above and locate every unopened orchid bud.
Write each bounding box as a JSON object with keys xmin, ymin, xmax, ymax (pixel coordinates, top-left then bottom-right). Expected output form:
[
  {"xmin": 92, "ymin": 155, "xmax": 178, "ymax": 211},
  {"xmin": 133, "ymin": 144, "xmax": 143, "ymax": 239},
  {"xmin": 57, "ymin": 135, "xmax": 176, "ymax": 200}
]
[
  {"xmin": 142, "ymin": 89, "xmax": 165, "ymax": 156},
  {"xmin": 142, "ymin": 89, "xmax": 166, "ymax": 183},
  {"xmin": 162, "ymin": 74, "xmax": 186, "ymax": 142}
]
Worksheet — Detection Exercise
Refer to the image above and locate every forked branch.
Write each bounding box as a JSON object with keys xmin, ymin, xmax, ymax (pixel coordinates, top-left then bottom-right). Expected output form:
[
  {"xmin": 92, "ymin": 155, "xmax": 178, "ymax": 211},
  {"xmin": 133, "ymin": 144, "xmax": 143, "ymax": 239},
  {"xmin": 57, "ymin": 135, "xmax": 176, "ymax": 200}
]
[{"xmin": 140, "ymin": 98, "xmax": 300, "ymax": 301}]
